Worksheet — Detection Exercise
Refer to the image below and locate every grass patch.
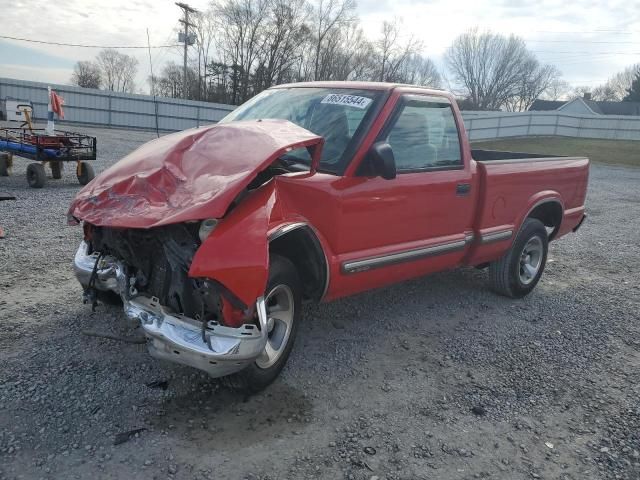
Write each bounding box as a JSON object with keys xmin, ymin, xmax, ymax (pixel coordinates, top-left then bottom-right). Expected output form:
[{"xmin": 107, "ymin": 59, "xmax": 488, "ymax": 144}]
[{"xmin": 472, "ymin": 136, "xmax": 640, "ymax": 167}]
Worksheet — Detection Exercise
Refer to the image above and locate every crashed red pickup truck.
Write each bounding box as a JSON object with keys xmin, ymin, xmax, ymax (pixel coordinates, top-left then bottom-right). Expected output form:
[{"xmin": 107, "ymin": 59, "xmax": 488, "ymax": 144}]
[{"xmin": 69, "ymin": 82, "xmax": 589, "ymax": 392}]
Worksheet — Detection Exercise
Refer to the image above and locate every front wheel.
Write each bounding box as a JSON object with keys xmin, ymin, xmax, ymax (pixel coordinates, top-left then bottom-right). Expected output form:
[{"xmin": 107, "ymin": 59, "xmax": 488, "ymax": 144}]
[
  {"xmin": 222, "ymin": 254, "xmax": 301, "ymax": 393},
  {"xmin": 489, "ymin": 218, "xmax": 548, "ymax": 298}
]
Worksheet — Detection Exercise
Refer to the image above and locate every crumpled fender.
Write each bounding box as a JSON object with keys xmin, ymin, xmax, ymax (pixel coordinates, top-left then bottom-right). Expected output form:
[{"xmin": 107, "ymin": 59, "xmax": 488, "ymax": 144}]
[
  {"xmin": 188, "ymin": 182, "xmax": 278, "ymax": 312},
  {"xmin": 67, "ymin": 119, "xmax": 322, "ymax": 228}
]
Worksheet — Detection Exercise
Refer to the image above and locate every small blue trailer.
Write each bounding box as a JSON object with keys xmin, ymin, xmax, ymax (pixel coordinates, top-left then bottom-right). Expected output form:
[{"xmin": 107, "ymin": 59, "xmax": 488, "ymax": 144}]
[{"xmin": 0, "ymin": 128, "xmax": 97, "ymax": 188}]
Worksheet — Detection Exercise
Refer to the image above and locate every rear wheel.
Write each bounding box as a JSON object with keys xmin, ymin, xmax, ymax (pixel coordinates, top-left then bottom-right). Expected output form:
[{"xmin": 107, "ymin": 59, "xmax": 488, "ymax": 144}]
[
  {"xmin": 26, "ymin": 163, "xmax": 46, "ymax": 188},
  {"xmin": 77, "ymin": 162, "xmax": 95, "ymax": 185},
  {"xmin": 223, "ymin": 254, "xmax": 301, "ymax": 393},
  {"xmin": 489, "ymin": 218, "xmax": 548, "ymax": 298},
  {"xmin": 50, "ymin": 161, "xmax": 62, "ymax": 179},
  {"xmin": 0, "ymin": 153, "xmax": 10, "ymax": 176}
]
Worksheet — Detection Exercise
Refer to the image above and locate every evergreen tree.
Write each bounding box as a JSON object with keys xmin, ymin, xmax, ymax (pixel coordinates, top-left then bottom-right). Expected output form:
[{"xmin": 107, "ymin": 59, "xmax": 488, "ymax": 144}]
[{"xmin": 623, "ymin": 70, "xmax": 640, "ymax": 101}]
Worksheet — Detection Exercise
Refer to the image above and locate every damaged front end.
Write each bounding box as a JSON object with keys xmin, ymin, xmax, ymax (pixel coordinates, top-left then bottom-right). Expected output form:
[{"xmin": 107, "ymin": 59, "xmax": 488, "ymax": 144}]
[
  {"xmin": 69, "ymin": 119, "xmax": 324, "ymax": 378},
  {"xmin": 73, "ymin": 226, "xmax": 269, "ymax": 378}
]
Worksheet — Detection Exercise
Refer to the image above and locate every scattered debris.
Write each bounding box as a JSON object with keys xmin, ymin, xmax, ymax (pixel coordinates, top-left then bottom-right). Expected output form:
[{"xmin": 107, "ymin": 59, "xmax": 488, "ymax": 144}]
[
  {"xmin": 471, "ymin": 405, "xmax": 487, "ymax": 416},
  {"xmin": 146, "ymin": 380, "xmax": 169, "ymax": 390},
  {"xmin": 113, "ymin": 428, "xmax": 147, "ymax": 446}
]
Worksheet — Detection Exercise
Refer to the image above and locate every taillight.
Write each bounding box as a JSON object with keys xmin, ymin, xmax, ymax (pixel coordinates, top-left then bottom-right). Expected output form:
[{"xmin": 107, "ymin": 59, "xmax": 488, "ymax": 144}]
[{"xmin": 83, "ymin": 222, "xmax": 94, "ymax": 241}]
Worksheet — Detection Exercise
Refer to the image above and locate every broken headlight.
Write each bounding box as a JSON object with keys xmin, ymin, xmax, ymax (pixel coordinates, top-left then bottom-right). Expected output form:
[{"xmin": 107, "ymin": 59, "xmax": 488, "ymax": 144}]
[{"xmin": 198, "ymin": 219, "xmax": 219, "ymax": 243}]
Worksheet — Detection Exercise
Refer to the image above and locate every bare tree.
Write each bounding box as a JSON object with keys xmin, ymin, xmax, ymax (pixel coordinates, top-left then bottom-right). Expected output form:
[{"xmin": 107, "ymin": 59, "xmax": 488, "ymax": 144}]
[
  {"xmin": 374, "ymin": 20, "xmax": 423, "ymax": 83},
  {"xmin": 96, "ymin": 49, "xmax": 139, "ymax": 93},
  {"xmin": 192, "ymin": 8, "xmax": 218, "ymax": 100},
  {"xmin": 445, "ymin": 29, "xmax": 556, "ymax": 111},
  {"xmin": 592, "ymin": 63, "xmax": 640, "ymax": 101},
  {"xmin": 215, "ymin": 0, "xmax": 270, "ymax": 103},
  {"xmin": 543, "ymin": 78, "xmax": 571, "ymax": 101},
  {"xmin": 70, "ymin": 61, "xmax": 101, "ymax": 89},
  {"xmin": 569, "ymin": 85, "xmax": 592, "ymax": 100},
  {"xmin": 394, "ymin": 54, "xmax": 441, "ymax": 87},
  {"xmin": 504, "ymin": 62, "xmax": 560, "ymax": 111},
  {"xmin": 309, "ymin": 0, "xmax": 356, "ymax": 80},
  {"xmin": 253, "ymin": 0, "xmax": 310, "ymax": 91},
  {"xmin": 329, "ymin": 23, "xmax": 375, "ymax": 81},
  {"xmin": 152, "ymin": 62, "xmax": 187, "ymax": 98}
]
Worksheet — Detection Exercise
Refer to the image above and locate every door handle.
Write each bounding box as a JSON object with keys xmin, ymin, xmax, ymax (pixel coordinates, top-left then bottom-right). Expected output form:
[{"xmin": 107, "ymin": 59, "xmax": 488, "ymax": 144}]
[{"xmin": 456, "ymin": 183, "xmax": 471, "ymax": 196}]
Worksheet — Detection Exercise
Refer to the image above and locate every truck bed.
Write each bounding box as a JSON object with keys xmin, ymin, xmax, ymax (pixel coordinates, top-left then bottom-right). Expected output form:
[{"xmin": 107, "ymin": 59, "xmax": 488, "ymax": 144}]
[
  {"xmin": 472, "ymin": 149, "xmax": 564, "ymax": 161},
  {"xmin": 465, "ymin": 152, "xmax": 589, "ymax": 266}
]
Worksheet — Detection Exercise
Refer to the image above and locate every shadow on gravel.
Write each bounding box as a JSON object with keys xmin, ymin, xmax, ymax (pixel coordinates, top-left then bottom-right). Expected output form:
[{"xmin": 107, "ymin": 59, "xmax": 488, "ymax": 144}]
[{"xmin": 151, "ymin": 380, "xmax": 313, "ymax": 449}]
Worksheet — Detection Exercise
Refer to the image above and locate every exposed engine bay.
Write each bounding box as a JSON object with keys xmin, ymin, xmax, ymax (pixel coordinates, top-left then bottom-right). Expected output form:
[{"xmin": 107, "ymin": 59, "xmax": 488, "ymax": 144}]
[
  {"xmin": 83, "ymin": 157, "xmax": 296, "ymax": 325},
  {"xmin": 89, "ymin": 224, "xmax": 223, "ymax": 322}
]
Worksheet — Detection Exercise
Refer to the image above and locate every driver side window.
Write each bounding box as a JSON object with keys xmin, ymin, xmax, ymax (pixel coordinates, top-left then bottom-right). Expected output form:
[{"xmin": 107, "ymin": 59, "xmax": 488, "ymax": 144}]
[{"xmin": 381, "ymin": 98, "xmax": 462, "ymax": 172}]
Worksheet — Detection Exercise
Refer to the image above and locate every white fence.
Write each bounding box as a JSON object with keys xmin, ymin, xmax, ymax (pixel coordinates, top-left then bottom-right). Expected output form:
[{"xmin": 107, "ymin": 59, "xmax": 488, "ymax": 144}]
[
  {"xmin": 462, "ymin": 110, "xmax": 640, "ymax": 142},
  {"xmin": 2, "ymin": 77, "xmax": 639, "ymax": 141},
  {"xmin": 0, "ymin": 78, "xmax": 235, "ymax": 132}
]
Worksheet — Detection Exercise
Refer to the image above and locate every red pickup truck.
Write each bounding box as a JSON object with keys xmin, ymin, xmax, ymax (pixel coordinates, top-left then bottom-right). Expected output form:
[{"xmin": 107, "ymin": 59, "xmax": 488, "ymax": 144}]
[{"xmin": 69, "ymin": 82, "xmax": 589, "ymax": 392}]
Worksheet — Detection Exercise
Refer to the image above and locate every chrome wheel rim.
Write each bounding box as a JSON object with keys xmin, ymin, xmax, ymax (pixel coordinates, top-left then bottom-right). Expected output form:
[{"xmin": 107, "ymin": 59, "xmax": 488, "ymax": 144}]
[
  {"xmin": 255, "ymin": 284, "xmax": 294, "ymax": 369},
  {"xmin": 519, "ymin": 236, "xmax": 543, "ymax": 285}
]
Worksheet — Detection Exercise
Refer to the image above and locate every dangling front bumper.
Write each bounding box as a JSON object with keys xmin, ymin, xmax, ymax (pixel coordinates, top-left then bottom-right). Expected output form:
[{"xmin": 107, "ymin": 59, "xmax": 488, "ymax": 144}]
[{"xmin": 73, "ymin": 241, "xmax": 268, "ymax": 378}]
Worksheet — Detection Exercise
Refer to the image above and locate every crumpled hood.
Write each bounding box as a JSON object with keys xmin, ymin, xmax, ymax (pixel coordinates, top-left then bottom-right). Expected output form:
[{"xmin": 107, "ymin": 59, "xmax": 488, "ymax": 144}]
[{"xmin": 68, "ymin": 119, "xmax": 323, "ymax": 228}]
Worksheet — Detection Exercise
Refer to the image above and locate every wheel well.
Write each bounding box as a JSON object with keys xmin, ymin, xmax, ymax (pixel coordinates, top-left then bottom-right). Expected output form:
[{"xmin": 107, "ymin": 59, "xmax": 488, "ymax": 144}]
[
  {"xmin": 269, "ymin": 226, "xmax": 328, "ymax": 302},
  {"xmin": 527, "ymin": 201, "xmax": 563, "ymax": 240}
]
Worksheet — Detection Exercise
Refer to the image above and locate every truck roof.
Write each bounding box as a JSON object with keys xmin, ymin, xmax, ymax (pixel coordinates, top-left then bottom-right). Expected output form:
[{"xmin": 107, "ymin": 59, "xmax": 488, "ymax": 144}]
[{"xmin": 272, "ymin": 80, "xmax": 447, "ymax": 96}]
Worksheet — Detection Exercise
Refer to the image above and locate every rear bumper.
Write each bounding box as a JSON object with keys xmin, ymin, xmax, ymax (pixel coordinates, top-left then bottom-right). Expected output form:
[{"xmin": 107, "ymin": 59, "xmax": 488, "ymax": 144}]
[{"xmin": 73, "ymin": 241, "xmax": 268, "ymax": 378}]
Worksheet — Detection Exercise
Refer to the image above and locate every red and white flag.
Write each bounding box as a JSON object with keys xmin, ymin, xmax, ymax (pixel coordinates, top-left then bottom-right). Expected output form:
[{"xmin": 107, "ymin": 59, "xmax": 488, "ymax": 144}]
[{"xmin": 50, "ymin": 90, "xmax": 65, "ymax": 119}]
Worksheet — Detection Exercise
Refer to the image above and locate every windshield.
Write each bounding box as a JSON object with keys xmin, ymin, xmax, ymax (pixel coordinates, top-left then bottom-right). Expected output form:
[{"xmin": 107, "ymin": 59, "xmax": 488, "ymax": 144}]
[{"xmin": 220, "ymin": 87, "xmax": 382, "ymax": 173}]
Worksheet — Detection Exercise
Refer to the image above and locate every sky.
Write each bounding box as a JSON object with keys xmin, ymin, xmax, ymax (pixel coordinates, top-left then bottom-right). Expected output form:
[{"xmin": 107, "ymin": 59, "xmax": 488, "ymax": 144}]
[{"xmin": 1, "ymin": 0, "xmax": 639, "ymax": 94}]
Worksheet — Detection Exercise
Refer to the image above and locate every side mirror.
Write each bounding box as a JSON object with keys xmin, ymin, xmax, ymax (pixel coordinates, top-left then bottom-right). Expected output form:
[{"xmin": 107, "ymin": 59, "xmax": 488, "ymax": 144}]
[{"xmin": 368, "ymin": 142, "xmax": 396, "ymax": 180}]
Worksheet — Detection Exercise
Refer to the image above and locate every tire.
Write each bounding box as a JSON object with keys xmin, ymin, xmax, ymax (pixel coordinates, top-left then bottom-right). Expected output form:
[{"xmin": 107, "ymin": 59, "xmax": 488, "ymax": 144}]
[
  {"xmin": 50, "ymin": 161, "xmax": 63, "ymax": 179},
  {"xmin": 0, "ymin": 153, "xmax": 10, "ymax": 176},
  {"xmin": 223, "ymin": 254, "xmax": 302, "ymax": 394},
  {"xmin": 489, "ymin": 218, "xmax": 548, "ymax": 298},
  {"xmin": 26, "ymin": 163, "xmax": 46, "ymax": 188},
  {"xmin": 77, "ymin": 162, "xmax": 95, "ymax": 185}
]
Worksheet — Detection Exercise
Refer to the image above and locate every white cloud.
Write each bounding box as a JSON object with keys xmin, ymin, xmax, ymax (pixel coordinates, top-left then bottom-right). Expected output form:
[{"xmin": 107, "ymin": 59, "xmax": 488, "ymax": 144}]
[
  {"xmin": 2, "ymin": 64, "xmax": 74, "ymax": 85},
  {"xmin": 356, "ymin": 0, "xmax": 640, "ymax": 86},
  {"xmin": 2, "ymin": 0, "xmax": 639, "ymax": 92}
]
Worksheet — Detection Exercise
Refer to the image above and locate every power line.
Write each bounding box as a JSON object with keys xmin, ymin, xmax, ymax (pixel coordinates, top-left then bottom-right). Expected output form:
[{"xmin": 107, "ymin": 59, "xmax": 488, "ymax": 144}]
[
  {"xmin": 531, "ymin": 50, "xmax": 640, "ymax": 55},
  {"xmin": 527, "ymin": 39, "xmax": 640, "ymax": 45},
  {"xmin": 524, "ymin": 29, "xmax": 639, "ymax": 35},
  {"xmin": 0, "ymin": 34, "xmax": 180, "ymax": 49}
]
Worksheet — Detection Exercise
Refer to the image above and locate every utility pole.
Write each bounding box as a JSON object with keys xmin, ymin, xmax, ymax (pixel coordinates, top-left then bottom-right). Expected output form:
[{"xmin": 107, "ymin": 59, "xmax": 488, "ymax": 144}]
[{"xmin": 176, "ymin": 2, "xmax": 197, "ymax": 99}]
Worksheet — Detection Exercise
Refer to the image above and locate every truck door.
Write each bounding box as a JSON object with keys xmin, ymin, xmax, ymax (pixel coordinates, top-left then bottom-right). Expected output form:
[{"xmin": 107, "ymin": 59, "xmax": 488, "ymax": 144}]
[{"xmin": 330, "ymin": 94, "xmax": 476, "ymax": 297}]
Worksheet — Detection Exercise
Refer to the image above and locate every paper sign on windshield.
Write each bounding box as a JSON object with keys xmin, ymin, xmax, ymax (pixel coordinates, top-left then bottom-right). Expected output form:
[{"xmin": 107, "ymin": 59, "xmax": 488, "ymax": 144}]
[{"xmin": 321, "ymin": 94, "xmax": 372, "ymax": 109}]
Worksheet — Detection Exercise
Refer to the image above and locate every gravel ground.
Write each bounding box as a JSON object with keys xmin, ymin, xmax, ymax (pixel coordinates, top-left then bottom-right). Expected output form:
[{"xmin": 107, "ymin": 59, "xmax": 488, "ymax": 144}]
[{"xmin": 1, "ymin": 124, "xmax": 639, "ymax": 480}]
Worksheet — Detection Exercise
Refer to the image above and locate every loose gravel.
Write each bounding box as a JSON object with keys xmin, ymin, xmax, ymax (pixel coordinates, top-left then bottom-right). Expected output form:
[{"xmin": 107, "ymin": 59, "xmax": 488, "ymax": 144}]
[{"xmin": 1, "ymin": 124, "xmax": 639, "ymax": 480}]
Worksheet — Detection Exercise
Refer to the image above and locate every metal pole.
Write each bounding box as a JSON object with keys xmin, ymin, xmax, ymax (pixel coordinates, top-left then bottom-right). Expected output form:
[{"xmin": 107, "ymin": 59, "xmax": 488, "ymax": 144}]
[
  {"xmin": 45, "ymin": 86, "xmax": 54, "ymax": 135},
  {"xmin": 176, "ymin": 3, "xmax": 197, "ymax": 100},
  {"xmin": 183, "ymin": 8, "xmax": 189, "ymax": 99}
]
